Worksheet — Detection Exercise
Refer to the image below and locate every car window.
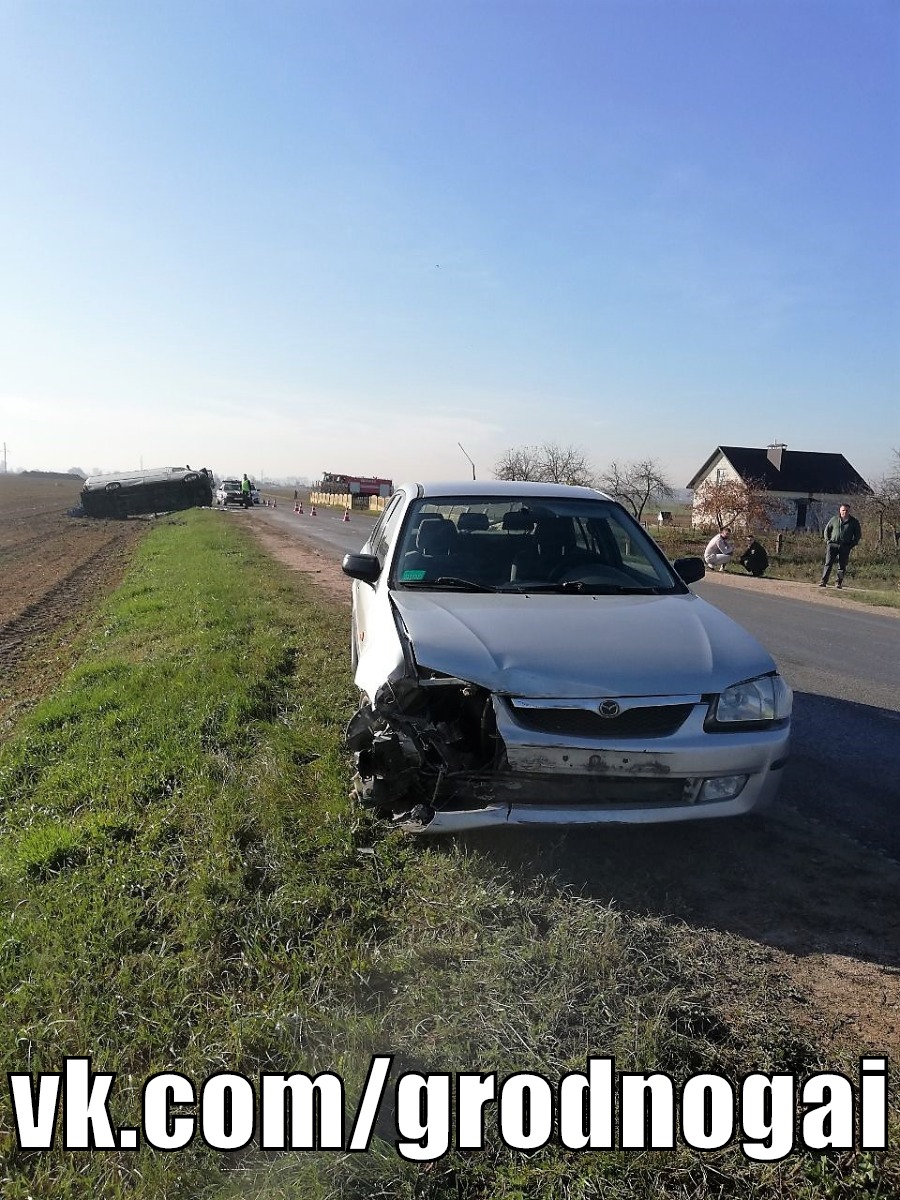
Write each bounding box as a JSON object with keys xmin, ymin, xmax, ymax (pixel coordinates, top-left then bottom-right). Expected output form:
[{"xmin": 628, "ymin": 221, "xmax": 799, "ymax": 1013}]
[
  {"xmin": 367, "ymin": 493, "xmax": 399, "ymax": 551},
  {"xmin": 374, "ymin": 494, "xmax": 405, "ymax": 564},
  {"xmin": 390, "ymin": 496, "xmax": 679, "ymax": 591}
]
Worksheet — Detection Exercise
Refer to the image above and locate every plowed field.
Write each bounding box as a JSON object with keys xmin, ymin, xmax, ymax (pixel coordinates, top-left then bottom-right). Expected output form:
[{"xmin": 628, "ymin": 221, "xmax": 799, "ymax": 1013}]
[{"xmin": 0, "ymin": 473, "xmax": 146, "ymax": 728}]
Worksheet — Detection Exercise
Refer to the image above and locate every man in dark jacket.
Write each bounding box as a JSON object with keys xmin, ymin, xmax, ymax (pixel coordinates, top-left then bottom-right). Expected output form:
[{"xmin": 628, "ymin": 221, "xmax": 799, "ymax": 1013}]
[
  {"xmin": 740, "ymin": 537, "xmax": 769, "ymax": 577},
  {"xmin": 819, "ymin": 503, "xmax": 862, "ymax": 589}
]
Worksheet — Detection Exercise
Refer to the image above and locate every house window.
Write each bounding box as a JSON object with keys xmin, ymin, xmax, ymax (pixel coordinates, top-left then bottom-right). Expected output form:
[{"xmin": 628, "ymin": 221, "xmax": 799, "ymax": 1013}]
[
  {"xmin": 715, "ymin": 468, "xmax": 727, "ymax": 483},
  {"xmin": 795, "ymin": 499, "xmax": 808, "ymax": 529}
]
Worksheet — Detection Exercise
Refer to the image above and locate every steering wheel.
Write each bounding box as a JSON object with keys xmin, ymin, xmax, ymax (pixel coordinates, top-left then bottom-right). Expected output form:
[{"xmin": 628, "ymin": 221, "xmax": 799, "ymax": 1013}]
[{"xmin": 547, "ymin": 562, "xmax": 586, "ymax": 583}]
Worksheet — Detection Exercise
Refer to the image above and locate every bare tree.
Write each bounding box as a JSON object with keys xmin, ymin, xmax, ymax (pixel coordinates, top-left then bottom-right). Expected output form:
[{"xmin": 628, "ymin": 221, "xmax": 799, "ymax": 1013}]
[
  {"xmin": 855, "ymin": 449, "xmax": 900, "ymax": 546},
  {"xmin": 494, "ymin": 444, "xmax": 545, "ymax": 482},
  {"xmin": 599, "ymin": 458, "xmax": 673, "ymax": 522},
  {"xmin": 494, "ymin": 442, "xmax": 594, "ymax": 486},
  {"xmin": 692, "ymin": 475, "xmax": 790, "ymax": 533}
]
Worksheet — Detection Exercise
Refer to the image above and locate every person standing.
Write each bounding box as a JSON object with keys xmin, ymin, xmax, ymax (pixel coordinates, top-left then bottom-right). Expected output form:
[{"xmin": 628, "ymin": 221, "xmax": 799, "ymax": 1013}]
[
  {"xmin": 704, "ymin": 527, "xmax": 734, "ymax": 572},
  {"xmin": 819, "ymin": 503, "xmax": 861, "ymax": 589},
  {"xmin": 241, "ymin": 473, "xmax": 252, "ymax": 509}
]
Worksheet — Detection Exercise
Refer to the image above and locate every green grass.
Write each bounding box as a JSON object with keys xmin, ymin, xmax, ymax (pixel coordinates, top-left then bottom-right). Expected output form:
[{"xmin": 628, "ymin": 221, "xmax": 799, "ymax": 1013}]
[
  {"xmin": 654, "ymin": 527, "xmax": 900, "ymax": 603},
  {"xmin": 845, "ymin": 589, "xmax": 900, "ymax": 610},
  {"xmin": 0, "ymin": 511, "xmax": 896, "ymax": 1198}
]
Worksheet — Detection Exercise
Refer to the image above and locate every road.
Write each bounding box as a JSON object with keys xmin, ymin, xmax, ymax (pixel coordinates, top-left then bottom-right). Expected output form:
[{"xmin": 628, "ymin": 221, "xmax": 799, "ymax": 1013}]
[
  {"xmin": 255, "ymin": 505, "xmax": 900, "ymax": 862},
  {"xmin": 695, "ymin": 576, "xmax": 900, "ymax": 863},
  {"xmin": 259, "ymin": 501, "xmax": 377, "ymax": 558}
]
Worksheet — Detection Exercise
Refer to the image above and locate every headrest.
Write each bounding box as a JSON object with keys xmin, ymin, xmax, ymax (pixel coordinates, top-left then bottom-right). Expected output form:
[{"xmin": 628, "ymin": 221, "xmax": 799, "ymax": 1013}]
[
  {"xmin": 502, "ymin": 510, "xmax": 535, "ymax": 532},
  {"xmin": 417, "ymin": 520, "xmax": 457, "ymax": 554},
  {"xmin": 457, "ymin": 511, "xmax": 489, "ymax": 532},
  {"xmin": 411, "ymin": 511, "xmax": 445, "ymax": 530}
]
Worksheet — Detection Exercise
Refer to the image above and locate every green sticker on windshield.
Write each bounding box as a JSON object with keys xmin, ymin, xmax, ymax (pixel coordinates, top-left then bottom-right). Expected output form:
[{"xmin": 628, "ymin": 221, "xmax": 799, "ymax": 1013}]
[{"xmin": 401, "ymin": 569, "xmax": 426, "ymax": 580}]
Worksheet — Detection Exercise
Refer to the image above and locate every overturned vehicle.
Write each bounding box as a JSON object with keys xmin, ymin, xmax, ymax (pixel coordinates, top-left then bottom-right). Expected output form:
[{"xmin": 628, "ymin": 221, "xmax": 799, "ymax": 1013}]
[
  {"xmin": 342, "ymin": 482, "xmax": 792, "ymax": 833},
  {"xmin": 80, "ymin": 466, "xmax": 214, "ymax": 518}
]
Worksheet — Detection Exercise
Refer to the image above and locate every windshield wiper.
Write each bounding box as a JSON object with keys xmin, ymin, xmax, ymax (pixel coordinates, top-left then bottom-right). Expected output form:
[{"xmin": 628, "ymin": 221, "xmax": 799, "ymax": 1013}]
[
  {"xmin": 400, "ymin": 576, "xmax": 499, "ymax": 592},
  {"xmin": 521, "ymin": 582, "xmax": 672, "ymax": 595}
]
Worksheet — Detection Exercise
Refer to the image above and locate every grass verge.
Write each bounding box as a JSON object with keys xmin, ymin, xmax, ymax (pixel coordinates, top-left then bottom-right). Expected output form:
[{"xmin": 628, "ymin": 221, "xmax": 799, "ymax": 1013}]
[
  {"xmin": 0, "ymin": 511, "xmax": 895, "ymax": 1198},
  {"xmin": 654, "ymin": 527, "xmax": 900, "ymax": 605},
  {"xmin": 846, "ymin": 590, "xmax": 900, "ymax": 610}
]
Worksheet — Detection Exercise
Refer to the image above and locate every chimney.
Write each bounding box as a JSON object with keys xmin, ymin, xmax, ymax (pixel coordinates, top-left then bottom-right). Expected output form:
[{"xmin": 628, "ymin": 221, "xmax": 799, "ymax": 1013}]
[{"xmin": 767, "ymin": 442, "xmax": 787, "ymax": 472}]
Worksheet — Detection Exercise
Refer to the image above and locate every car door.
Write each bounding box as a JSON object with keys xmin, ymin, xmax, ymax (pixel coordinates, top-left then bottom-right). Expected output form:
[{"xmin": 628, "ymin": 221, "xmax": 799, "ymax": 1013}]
[{"xmin": 352, "ymin": 493, "xmax": 407, "ymax": 692}]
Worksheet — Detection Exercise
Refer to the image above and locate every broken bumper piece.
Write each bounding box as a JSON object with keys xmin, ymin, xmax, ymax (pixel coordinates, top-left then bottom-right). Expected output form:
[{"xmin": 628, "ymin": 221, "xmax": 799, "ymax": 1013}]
[{"xmin": 348, "ymin": 685, "xmax": 789, "ymax": 834}]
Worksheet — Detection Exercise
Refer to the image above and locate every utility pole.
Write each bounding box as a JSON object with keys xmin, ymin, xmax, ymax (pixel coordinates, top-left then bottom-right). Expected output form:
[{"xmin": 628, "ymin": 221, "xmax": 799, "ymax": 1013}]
[
  {"xmin": 2, "ymin": 442, "xmax": 7, "ymax": 473},
  {"xmin": 457, "ymin": 442, "xmax": 476, "ymax": 481}
]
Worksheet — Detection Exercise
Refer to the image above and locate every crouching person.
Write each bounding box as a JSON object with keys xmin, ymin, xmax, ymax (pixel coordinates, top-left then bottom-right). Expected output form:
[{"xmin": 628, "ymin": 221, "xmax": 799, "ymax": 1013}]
[
  {"xmin": 740, "ymin": 537, "xmax": 769, "ymax": 577},
  {"xmin": 704, "ymin": 527, "xmax": 734, "ymax": 573}
]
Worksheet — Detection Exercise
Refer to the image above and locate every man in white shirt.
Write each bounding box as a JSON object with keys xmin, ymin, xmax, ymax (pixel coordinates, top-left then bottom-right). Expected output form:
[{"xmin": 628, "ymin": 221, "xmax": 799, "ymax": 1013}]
[{"xmin": 704, "ymin": 527, "xmax": 734, "ymax": 572}]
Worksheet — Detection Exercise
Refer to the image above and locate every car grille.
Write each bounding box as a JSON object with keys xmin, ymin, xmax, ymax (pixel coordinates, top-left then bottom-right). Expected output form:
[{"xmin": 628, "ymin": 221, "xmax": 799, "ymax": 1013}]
[
  {"xmin": 510, "ymin": 704, "xmax": 694, "ymax": 739},
  {"xmin": 502, "ymin": 775, "xmax": 695, "ymax": 807}
]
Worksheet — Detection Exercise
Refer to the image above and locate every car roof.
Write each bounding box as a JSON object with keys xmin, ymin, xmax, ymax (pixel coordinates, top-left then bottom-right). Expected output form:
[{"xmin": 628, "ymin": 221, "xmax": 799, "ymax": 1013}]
[{"xmin": 398, "ymin": 480, "xmax": 614, "ymax": 502}]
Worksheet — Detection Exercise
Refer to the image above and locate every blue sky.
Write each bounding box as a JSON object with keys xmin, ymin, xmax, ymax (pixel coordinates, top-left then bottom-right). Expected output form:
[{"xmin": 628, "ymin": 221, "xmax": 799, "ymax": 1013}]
[{"xmin": 2, "ymin": 0, "xmax": 897, "ymax": 487}]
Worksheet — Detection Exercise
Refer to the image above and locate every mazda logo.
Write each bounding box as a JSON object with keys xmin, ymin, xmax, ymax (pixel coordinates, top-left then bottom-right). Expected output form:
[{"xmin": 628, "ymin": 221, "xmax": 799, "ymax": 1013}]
[{"xmin": 598, "ymin": 700, "xmax": 621, "ymax": 719}]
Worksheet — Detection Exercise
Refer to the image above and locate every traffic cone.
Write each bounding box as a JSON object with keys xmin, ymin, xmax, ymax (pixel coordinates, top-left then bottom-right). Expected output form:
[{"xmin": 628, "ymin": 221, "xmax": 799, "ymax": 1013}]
[
  {"xmin": 311, "ymin": 505, "xmax": 317, "ymax": 517},
  {"xmin": 298, "ymin": 502, "xmax": 303, "ymax": 514},
  {"xmin": 342, "ymin": 506, "xmax": 350, "ymax": 522},
  {"xmin": 294, "ymin": 502, "xmax": 299, "ymax": 513},
  {"xmin": 272, "ymin": 498, "xmax": 276, "ymax": 508}
]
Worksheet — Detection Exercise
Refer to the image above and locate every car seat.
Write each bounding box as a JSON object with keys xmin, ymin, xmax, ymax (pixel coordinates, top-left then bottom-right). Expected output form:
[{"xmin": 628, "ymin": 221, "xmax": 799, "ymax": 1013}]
[
  {"xmin": 510, "ymin": 515, "xmax": 569, "ymax": 581},
  {"xmin": 401, "ymin": 517, "xmax": 459, "ymax": 577}
]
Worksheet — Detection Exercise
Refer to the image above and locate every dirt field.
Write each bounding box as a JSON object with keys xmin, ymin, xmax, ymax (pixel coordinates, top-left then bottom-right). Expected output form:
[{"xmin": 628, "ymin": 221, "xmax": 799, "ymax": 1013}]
[{"xmin": 0, "ymin": 473, "xmax": 147, "ymax": 728}]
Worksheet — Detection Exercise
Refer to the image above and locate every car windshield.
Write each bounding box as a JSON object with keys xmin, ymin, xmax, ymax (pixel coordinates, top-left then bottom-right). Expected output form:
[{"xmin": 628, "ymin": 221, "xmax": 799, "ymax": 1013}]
[
  {"xmin": 391, "ymin": 495, "xmax": 682, "ymax": 593},
  {"xmin": 222, "ymin": 480, "xmax": 240, "ymax": 488}
]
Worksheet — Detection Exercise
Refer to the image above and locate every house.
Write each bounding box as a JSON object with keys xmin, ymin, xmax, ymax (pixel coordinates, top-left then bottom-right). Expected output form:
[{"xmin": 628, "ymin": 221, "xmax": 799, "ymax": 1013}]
[{"xmin": 687, "ymin": 444, "xmax": 871, "ymax": 531}]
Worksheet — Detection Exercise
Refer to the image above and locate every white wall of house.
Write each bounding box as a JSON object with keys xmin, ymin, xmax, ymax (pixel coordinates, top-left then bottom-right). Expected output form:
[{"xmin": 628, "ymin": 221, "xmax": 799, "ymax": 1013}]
[
  {"xmin": 763, "ymin": 493, "xmax": 844, "ymax": 532},
  {"xmin": 690, "ymin": 458, "xmax": 848, "ymax": 531}
]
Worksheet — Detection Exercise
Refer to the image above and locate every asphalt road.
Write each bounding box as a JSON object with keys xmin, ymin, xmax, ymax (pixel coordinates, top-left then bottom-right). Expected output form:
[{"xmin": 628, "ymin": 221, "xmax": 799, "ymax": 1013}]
[
  {"xmin": 256, "ymin": 507, "xmax": 900, "ymax": 862},
  {"xmin": 695, "ymin": 577, "xmax": 900, "ymax": 864},
  {"xmin": 260, "ymin": 502, "xmax": 376, "ymax": 558}
]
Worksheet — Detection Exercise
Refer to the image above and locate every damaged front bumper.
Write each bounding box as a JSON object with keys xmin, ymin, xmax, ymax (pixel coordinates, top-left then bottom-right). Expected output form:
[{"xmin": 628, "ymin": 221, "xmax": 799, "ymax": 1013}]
[{"xmin": 345, "ymin": 679, "xmax": 790, "ymax": 834}]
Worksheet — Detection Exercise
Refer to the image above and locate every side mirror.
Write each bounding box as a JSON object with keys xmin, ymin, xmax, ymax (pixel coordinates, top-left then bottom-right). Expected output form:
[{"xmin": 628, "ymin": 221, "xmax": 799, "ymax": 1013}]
[
  {"xmin": 673, "ymin": 556, "xmax": 706, "ymax": 585},
  {"xmin": 342, "ymin": 553, "xmax": 382, "ymax": 584}
]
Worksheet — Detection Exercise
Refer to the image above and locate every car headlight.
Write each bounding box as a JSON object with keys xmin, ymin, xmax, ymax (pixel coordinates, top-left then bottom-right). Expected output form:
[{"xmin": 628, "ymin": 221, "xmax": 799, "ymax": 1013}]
[{"xmin": 706, "ymin": 673, "xmax": 792, "ymax": 728}]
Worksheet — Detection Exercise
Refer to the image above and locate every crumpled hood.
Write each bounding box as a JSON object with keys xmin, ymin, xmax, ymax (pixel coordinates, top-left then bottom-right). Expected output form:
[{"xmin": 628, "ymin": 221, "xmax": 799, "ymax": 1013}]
[{"xmin": 391, "ymin": 590, "xmax": 776, "ymax": 697}]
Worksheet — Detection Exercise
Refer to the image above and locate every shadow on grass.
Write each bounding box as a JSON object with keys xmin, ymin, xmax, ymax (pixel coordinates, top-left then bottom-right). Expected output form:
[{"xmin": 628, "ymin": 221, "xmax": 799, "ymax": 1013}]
[{"xmin": 451, "ymin": 691, "xmax": 900, "ymax": 972}]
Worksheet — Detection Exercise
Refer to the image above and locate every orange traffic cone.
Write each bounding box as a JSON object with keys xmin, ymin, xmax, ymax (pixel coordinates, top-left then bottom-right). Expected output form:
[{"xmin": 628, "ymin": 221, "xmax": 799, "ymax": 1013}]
[
  {"xmin": 298, "ymin": 502, "xmax": 303, "ymax": 514},
  {"xmin": 294, "ymin": 503, "xmax": 299, "ymax": 513},
  {"xmin": 311, "ymin": 505, "xmax": 317, "ymax": 517},
  {"xmin": 342, "ymin": 506, "xmax": 350, "ymax": 522},
  {"xmin": 272, "ymin": 498, "xmax": 276, "ymax": 508}
]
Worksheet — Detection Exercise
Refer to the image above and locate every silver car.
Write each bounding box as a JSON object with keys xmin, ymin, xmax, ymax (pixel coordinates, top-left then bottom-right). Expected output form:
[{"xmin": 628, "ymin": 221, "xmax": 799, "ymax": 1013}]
[{"xmin": 341, "ymin": 482, "xmax": 791, "ymax": 833}]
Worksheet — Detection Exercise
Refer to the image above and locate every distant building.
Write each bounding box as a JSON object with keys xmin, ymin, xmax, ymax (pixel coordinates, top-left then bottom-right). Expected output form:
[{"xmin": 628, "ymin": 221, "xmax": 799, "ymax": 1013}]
[{"xmin": 687, "ymin": 445, "xmax": 871, "ymax": 531}]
